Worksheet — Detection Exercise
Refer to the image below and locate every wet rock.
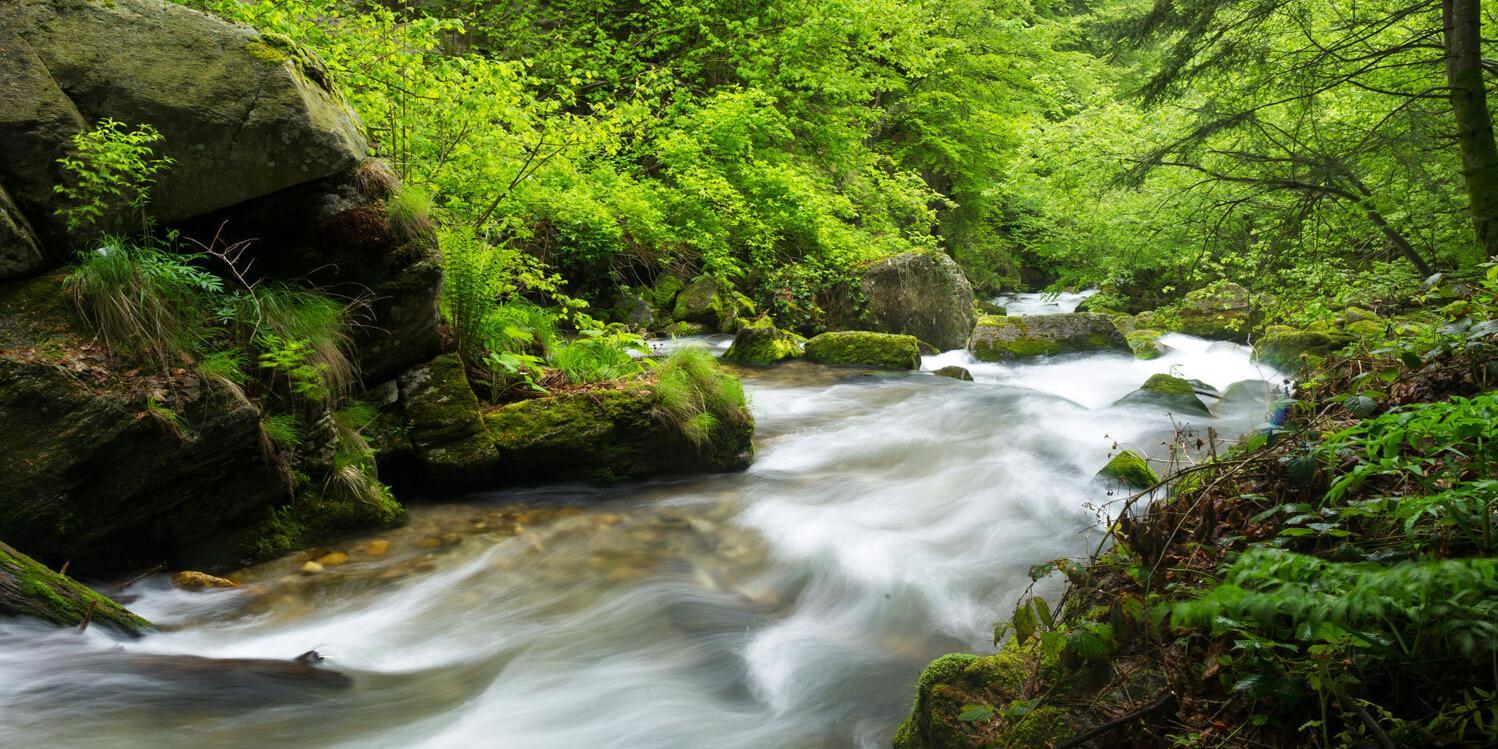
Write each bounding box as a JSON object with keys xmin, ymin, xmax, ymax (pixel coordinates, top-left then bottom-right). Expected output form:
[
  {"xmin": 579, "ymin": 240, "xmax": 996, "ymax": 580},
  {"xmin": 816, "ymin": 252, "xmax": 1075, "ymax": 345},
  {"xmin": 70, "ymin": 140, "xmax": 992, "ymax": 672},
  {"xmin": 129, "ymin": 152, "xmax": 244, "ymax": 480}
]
[
  {"xmin": 173, "ymin": 571, "xmax": 238, "ymax": 591},
  {"xmin": 314, "ymin": 551, "xmax": 349, "ymax": 567},
  {"xmin": 1125, "ymin": 328, "xmax": 1167, "ymax": 360},
  {"xmin": 829, "ymin": 251, "xmax": 977, "ymax": 350},
  {"xmin": 1220, "ymin": 379, "xmax": 1277, "ymax": 407},
  {"xmin": 1, "ymin": 541, "xmax": 151, "ymax": 635},
  {"xmin": 975, "ymin": 299, "xmax": 1007, "ymax": 316},
  {"xmin": 967, "ymin": 313, "xmax": 1128, "ymax": 361},
  {"xmin": 1096, "ymin": 450, "xmax": 1159, "ymax": 489},
  {"xmin": 931, "ymin": 365, "xmax": 973, "ymax": 381},
  {"xmin": 359, "ymin": 539, "xmax": 390, "ymax": 557},
  {"xmin": 894, "ymin": 643, "xmax": 1076, "ymax": 749},
  {"xmin": 803, "ymin": 331, "xmax": 922, "ymax": 370},
  {"xmin": 1114, "ymin": 373, "xmax": 1212, "ymax": 416},
  {"xmin": 722, "ymin": 317, "xmax": 804, "ymax": 366},
  {"xmin": 298, "ymin": 561, "xmax": 324, "ymax": 575}
]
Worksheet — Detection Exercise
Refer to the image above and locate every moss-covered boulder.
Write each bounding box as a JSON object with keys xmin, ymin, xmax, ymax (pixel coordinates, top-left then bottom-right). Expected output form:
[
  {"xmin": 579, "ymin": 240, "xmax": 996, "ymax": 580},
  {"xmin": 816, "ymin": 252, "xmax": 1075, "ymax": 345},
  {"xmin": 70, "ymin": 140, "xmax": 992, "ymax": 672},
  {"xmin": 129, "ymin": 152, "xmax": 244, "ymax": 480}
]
[
  {"xmin": 967, "ymin": 313, "xmax": 1128, "ymax": 361},
  {"xmin": 894, "ymin": 642, "xmax": 1075, "ymax": 749},
  {"xmin": 1343, "ymin": 306, "xmax": 1379, "ymax": 324},
  {"xmin": 672, "ymin": 274, "xmax": 738, "ymax": 331},
  {"xmin": 1, "ymin": 541, "xmax": 151, "ymax": 636},
  {"xmin": 485, "ymin": 383, "xmax": 753, "ymax": 484},
  {"xmin": 1113, "ymin": 373, "xmax": 1212, "ymax": 415},
  {"xmin": 0, "ymin": 275, "xmax": 290, "ymax": 572},
  {"xmin": 829, "ymin": 251, "xmax": 977, "ymax": 350},
  {"xmin": 1097, "ymin": 450, "xmax": 1159, "ymax": 488},
  {"xmin": 1125, "ymin": 328, "xmax": 1167, "ymax": 360},
  {"xmin": 1174, "ymin": 281, "xmax": 1255, "ymax": 341},
  {"xmin": 1254, "ymin": 326, "xmax": 1355, "ymax": 373},
  {"xmin": 0, "ymin": 0, "xmax": 366, "ymax": 251},
  {"xmin": 722, "ymin": 317, "xmax": 804, "ymax": 366},
  {"xmin": 1343, "ymin": 319, "xmax": 1385, "ymax": 337},
  {"xmin": 397, "ymin": 354, "xmax": 499, "ymax": 484},
  {"xmin": 803, "ymin": 331, "xmax": 922, "ymax": 370},
  {"xmin": 650, "ymin": 274, "xmax": 686, "ymax": 313},
  {"xmin": 610, "ymin": 286, "xmax": 655, "ymax": 328},
  {"xmin": 932, "ymin": 365, "xmax": 973, "ymax": 381}
]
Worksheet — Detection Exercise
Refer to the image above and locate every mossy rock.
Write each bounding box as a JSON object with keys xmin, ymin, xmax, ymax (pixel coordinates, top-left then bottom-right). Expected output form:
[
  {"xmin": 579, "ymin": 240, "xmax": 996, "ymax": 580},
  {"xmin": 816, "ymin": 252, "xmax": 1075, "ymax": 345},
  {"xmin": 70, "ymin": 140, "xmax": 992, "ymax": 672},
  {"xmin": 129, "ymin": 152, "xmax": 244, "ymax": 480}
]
[
  {"xmin": 1343, "ymin": 306, "xmax": 1379, "ymax": 324},
  {"xmin": 1124, "ymin": 328, "xmax": 1167, "ymax": 360},
  {"xmin": 828, "ymin": 251, "xmax": 978, "ymax": 350},
  {"xmin": 1096, "ymin": 450, "xmax": 1158, "ymax": 489},
  {"xmin": 975, "ymin": 299, "xmax": 1007, "ymax": 316},
  {"xmin": 932, "ymin": 365, "xmax": 973, "ymax": 381},
  {"xmin": 1113, "ymin": 373, "xmax": 1211, "ymax": 415},
  {"xmin": 893, "ymin": 642, "xmax": 1075, "ymax": 749},
  {"xmin": 200, "ymin": 482, "xmax": 406, "ymax": 567},
  {"xmin": 1254, "ymin": 327, "xmax": 1355, "ymax": 373},
  {"xmin": 0, "ymin": 541, "xmax": 151, "ymax": 636},
  {"xmin": 661, "ymin": 320, "xmax": 711, "ymax": 337},
  {"xmin": 722, "ymin": 318, "xmax": 804, "ymax": 366},
  {"xmin": 1343, "ymin": 319, "xmax": 1384, "ymax": 337},
  {"xmin": 650, "ymin": 274, "xmax": 686, "ymax": 311},
  {"xmin": 967, "ymin": 313, "xmax": 1128, "ymax": 361},
  {"xmin": 672, "ymin": 274, "xmax": 737, "ymax": 331},
  {"xmin": 484, "ymin": 380, "xmax": 753, "ymax": 484},
  {"xmin": 803, "ymin": 331, "xmax": 921, "ymax": 370},
  {"xmin": 1174, "ymin": 281, "xmax": 1254, "ymax": 341},
  {"xmin": 610, "ymin": 286, "xmax": 655, "ymax": 327},
  {"xmin": 0, "ymin": 184, "xmax": 43, "ymax": 281},
  {"xmin": 396, "ymin": 354, "xmax": 498, "ymax": 484}
]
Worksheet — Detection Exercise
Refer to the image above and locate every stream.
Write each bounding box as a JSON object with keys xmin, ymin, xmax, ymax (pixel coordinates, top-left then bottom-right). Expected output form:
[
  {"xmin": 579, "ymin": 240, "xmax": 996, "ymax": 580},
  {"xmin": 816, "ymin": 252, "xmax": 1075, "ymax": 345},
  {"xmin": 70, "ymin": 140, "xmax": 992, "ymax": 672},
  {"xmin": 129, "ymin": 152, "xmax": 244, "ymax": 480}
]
[{"xmin": 0, "ymin": 294, "xmax": 1285, "ymax": 748}]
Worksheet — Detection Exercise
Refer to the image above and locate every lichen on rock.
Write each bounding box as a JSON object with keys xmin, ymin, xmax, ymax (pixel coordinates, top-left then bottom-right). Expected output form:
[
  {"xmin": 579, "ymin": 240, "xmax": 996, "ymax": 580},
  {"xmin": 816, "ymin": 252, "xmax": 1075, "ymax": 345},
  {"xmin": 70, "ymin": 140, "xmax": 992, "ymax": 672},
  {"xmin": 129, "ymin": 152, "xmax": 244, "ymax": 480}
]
[{"xmin": 803, "ymin": 331, "xmax": 922, "ymax": 370}]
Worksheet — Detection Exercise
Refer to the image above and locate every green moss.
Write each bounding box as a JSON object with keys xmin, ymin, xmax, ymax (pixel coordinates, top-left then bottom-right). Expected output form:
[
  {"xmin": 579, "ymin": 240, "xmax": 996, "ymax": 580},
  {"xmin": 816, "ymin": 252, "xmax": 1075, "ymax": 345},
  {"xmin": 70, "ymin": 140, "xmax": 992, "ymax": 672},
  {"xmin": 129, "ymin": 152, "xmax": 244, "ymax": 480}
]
[
  {"xmin": 722, "ymin": 317, "xmax": 804, "ymax": 366},
  {"xmin": 1255, "ymin": 327, "xmax": 1355, "ymax": 373},
  {"xmin": 232, "ymin": 481, "xmax": 405, "ymax": 563},
  {"xmin": 1114, "ymin": 373, "xmax": 1211, "ymax": 415},
  {"xmin": 1344, "ymin": 319, "xmax": 1384, "ymax": 337},
  {"xmin": 897, "ymin": 643, "xmax": 1074, "ymax": 748},
  {"xmin": 803, "ymin": 331, "xmax": 922, "ymax": 369},
  {"xmin": 650, "ymin": 274, "xmax": 686, "ymax": 310},
  {"xmin": 1125, "ymin": 329, "xmax": 1166, "ymax": 360},
  {"xmin": 967, "ymin": 313, "xmax": 1127, "ymax": 361},
  {"xmin": 397, "ymin": 354, "xmax": 498, "ymax": 482},
  {"xmin": 672, "ymin": 274, "xmax": 737, "ymax": 330},
  {"xmin": 1097, "ymin": 450, "xmax": 1159, "ymax": 488},
  {"xmin": 0, "ymin": 541, "xmax": 151, "ymax": 635}
]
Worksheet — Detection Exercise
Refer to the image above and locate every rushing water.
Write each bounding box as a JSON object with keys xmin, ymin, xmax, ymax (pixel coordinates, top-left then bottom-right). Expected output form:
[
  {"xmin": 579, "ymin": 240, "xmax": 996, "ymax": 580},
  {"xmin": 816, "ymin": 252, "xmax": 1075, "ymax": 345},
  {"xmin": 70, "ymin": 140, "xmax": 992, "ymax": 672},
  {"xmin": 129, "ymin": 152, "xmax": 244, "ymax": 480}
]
[{"xmin": 0, "ymin": 295, "xmax": 1285, "ymax": 749}]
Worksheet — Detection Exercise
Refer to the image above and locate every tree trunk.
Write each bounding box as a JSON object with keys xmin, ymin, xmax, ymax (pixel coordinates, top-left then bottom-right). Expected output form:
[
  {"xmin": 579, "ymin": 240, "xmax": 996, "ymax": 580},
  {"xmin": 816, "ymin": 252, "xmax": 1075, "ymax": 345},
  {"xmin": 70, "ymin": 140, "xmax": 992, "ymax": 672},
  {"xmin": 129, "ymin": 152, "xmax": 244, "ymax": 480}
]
[{"xmin": 1442, "ymin": 0, "xmax": 1498, "ymax": 260}]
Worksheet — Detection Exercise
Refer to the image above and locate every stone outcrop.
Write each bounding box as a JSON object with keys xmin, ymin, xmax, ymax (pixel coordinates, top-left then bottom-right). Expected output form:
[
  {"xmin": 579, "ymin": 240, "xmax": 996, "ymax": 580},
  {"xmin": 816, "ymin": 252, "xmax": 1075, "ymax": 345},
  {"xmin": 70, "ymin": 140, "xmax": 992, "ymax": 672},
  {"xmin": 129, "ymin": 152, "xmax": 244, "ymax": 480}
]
[
  {"xmin": 0, "ymin": 186, "xmax": 45, "ymax": 280},
  {"xmin": 803, "ymin": 331, "xmax": 922, "ymax": 370},
  {"xmin": 967, "ymin": 313, "xmax": 1128, "ymax": 361},
  {"xmin": 1096, "ymin": 450, "xmax": 1159, "ymax": 488},
  {"xmin": 829, "ymin": 251, "xmax": 976, "ymax": 350},
  {"xmin": 1114, "ymin": 373, "xmax": 1212, "ymax": 415}
]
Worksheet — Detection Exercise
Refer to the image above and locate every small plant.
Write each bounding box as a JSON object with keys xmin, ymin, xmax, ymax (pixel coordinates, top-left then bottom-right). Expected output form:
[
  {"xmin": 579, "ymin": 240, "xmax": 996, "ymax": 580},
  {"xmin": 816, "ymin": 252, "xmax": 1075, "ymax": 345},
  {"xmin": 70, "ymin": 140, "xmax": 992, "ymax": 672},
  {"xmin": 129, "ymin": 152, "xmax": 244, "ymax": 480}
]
[
  {"xmin": 385, "ymin": 185, "xmax": 433, "ymax": 240},
  {"xmin": 259, "ymin": 412, "xmax": 304, "ymax": 449},
  {"xmin": 54, "ymin": 118, "xmax": 173, "ymax": 235},
  {"xmin": 143, "ymin": 395, "xmax": 187, "ymax": 440},
  {"xmin": 228, "ymin": 283, "xmax": 361, "ymax": 403},
  {"xmin": 256, "ymin": 334, "xmax": 330, "ymax": 402},
  {"xmin": 548, "ymin": 327, "xmax": 649, "ymax": 384}
]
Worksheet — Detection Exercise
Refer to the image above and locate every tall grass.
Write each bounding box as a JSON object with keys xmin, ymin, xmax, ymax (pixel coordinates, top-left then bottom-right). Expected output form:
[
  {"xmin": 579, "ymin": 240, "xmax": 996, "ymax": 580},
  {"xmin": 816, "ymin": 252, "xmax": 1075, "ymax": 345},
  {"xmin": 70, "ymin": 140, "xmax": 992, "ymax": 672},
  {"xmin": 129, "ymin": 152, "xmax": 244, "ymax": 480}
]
[
  {"xmin": 225, "ymin": 282, "xmax": 362, "ymax": 402},
  {"xmin": 65, "ymin": 237, "xmax": 224, "ymax": 370},
  {"xmin": 652, "ymin": 347, "xmax": 748, "ymax": 446}
]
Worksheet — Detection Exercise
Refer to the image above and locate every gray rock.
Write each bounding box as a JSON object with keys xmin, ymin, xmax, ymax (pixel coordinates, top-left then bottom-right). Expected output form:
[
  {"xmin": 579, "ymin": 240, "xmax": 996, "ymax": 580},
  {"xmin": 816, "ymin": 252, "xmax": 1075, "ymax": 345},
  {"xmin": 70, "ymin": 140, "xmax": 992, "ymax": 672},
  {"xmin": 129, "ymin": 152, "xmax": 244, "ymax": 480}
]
[
  {"xmin": 0, "ymin": 186, "xmax": 44, "ymax": 280},
  {"xmin": 967, "ymin": 312, "xmax": 1128, "ymax": 361},
  {"xmin": 831, "ymin": 251, "xmax": 977, "ymax": 350}
]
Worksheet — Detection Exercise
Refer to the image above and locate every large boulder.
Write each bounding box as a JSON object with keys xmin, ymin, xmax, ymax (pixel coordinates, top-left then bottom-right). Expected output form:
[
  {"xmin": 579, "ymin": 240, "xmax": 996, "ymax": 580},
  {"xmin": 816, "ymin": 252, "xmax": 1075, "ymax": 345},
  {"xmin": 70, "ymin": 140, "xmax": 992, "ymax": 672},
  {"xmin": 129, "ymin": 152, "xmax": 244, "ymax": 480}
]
[
  {"xmin": 1, "ymin": 541, "xmax": 151, "ymax": 636},
  {"xmin": 0, "ymin": 274, "xmax": 289, "ymax": 572},
  {"xmin": 0, "ymin": 0, "xmax": 366, "ymax": 251},
  {"xmin": 1173, "ymin": 281, "xmax": 1254, "ymax": 341},
  {"xmin": 1114, "ymin": 373, "xmax": 1211, "ymax": 415},
  {"xmin": 967, "ymin": 313, "xmax": 1128, "ymax": 361},
  {"xmin": 397, "ymin": 354, "xmax": 499, "ymax": 485},
  {"xmin": 722, "ymin": 317, "xmax": 804, "ymax": 366},
  {"xmin": 803, "ymin": 331, "xmax": 922, "ymax": 370},
  {"xmin": 830, "ymin": 251, "xmax": 976, "ymax": 350},
  {"xmin": 1254, "ymin": 326, "xmax": 1355, "ymax": 373}
]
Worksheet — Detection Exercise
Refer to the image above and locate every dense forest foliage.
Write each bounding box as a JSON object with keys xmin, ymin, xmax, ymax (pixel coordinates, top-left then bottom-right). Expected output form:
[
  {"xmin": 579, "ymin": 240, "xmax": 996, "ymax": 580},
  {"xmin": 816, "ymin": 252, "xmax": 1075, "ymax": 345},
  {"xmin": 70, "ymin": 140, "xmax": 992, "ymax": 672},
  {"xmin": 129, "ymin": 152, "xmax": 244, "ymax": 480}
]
[{"xmin": 180, "ymin": 0, "xmax": 1498, "ymax": 330}]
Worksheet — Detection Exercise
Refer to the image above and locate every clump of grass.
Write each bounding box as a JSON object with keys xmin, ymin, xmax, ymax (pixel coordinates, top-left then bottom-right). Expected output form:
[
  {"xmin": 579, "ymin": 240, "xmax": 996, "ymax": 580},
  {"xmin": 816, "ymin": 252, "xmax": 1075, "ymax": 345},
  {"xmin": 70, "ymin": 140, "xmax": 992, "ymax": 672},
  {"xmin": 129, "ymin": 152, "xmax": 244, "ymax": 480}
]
[
  {"xmin": 549, "ymin": 330, "xmax": 647, "ymax": 384},
  {"xmin": 65, "ymin": 237, "xmax": 223, "ymax": 370},
  {"xmin": 227, "ymin": 283, "xmax": 363, "ymax": 403},
  {"xmin": 386, "ymin": 186, "xmax": 433, "ymax": 241},
  {"xmin": 653, "ymin": 347, "xmax": 748, "ymax": 446},
  {"xmin": 259, "ymin": 412, "xmax": 304, "ymax": 449},
  {"xmin": 196, "ymin": 348, "xmax": 248, "ymax": 401},
  {"xmin": 143, "ymin": 395, "xmax": 187, "ymax": 440}
]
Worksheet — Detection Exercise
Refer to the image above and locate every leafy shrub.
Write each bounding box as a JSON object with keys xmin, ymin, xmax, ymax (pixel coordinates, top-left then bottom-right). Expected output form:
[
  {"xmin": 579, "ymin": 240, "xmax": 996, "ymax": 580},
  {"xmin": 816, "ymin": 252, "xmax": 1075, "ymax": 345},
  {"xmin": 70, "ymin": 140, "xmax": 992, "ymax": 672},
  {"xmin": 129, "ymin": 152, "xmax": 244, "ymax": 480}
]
[
  {"xmin": 548, "ymin": 328, "xmax": 648, "ymax": 384},
  {"xmin": 54, "ymin": 118, "xmax": 173, "ymax": 235}
]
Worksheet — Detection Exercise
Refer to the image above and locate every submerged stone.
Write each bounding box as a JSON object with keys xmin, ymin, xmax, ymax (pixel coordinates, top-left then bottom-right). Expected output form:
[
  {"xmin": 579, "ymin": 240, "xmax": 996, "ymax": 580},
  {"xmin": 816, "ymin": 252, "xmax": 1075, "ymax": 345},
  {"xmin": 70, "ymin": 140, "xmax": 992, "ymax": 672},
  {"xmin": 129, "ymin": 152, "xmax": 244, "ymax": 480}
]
[
  {"xmin": 172, "ymin": 571, "xmax": 238, "ymax": 591},
  {"xmin": 803, "ymin": 331, "xmax": 922, "ymax": 370},
  {"xmin": 931, "ymin": 365, "xmax": 973, "ymax": 381},
  {"xmin": 1114, "ymin": 373, "xmax": 1212, "ymax": 415},
  {"xmin": 967, "ymin": 313, "xmax": 1128, "ymax": 361}
]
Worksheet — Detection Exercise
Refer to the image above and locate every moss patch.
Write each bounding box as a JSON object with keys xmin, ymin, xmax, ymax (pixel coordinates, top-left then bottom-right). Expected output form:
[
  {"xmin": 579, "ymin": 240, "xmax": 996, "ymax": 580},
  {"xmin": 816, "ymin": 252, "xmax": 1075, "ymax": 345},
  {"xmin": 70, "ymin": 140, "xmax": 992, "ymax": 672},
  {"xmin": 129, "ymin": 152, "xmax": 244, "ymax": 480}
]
[
  {"xmin": 1114, "ymin": 373, "xmax": 1211, "ymax": 415},
  {"xmin": 1097, "ymin": 450, "xmax": 1159, "ymax": 489},
  {"xmin": 894, "ymin": 642, "xmax": 1076, "ymax": 748},
  {"xmin": 1124, "ymin": 329, "xmax": 1166, "ymax": 360},
  {"xmin": 803, "ymin": 331, "xmax": 921, "ymax": 370},
  {"xmin": 1255, "ymin": 327, "xmax": 1355, "ymax": 373}
]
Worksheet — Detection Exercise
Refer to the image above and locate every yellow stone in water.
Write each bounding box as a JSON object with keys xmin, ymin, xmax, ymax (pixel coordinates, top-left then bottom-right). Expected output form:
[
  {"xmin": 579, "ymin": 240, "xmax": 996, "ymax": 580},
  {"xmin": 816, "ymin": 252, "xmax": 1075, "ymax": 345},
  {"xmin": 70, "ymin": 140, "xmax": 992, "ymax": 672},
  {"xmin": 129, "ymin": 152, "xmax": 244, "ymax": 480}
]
[
  {"xmin": 299, "ymin": 561, "xmax": 324, "ymax": 574},
  {"xmin": 360, "ymin": 539, "xmax": 390, "ymax": 556},
  {"xmin": 316, "ymin": 551, "xmax": 350, "ymax": 567},
  {"xmin": 172, "ymin": 570, "xmax": 238, "ymax": 591}
]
